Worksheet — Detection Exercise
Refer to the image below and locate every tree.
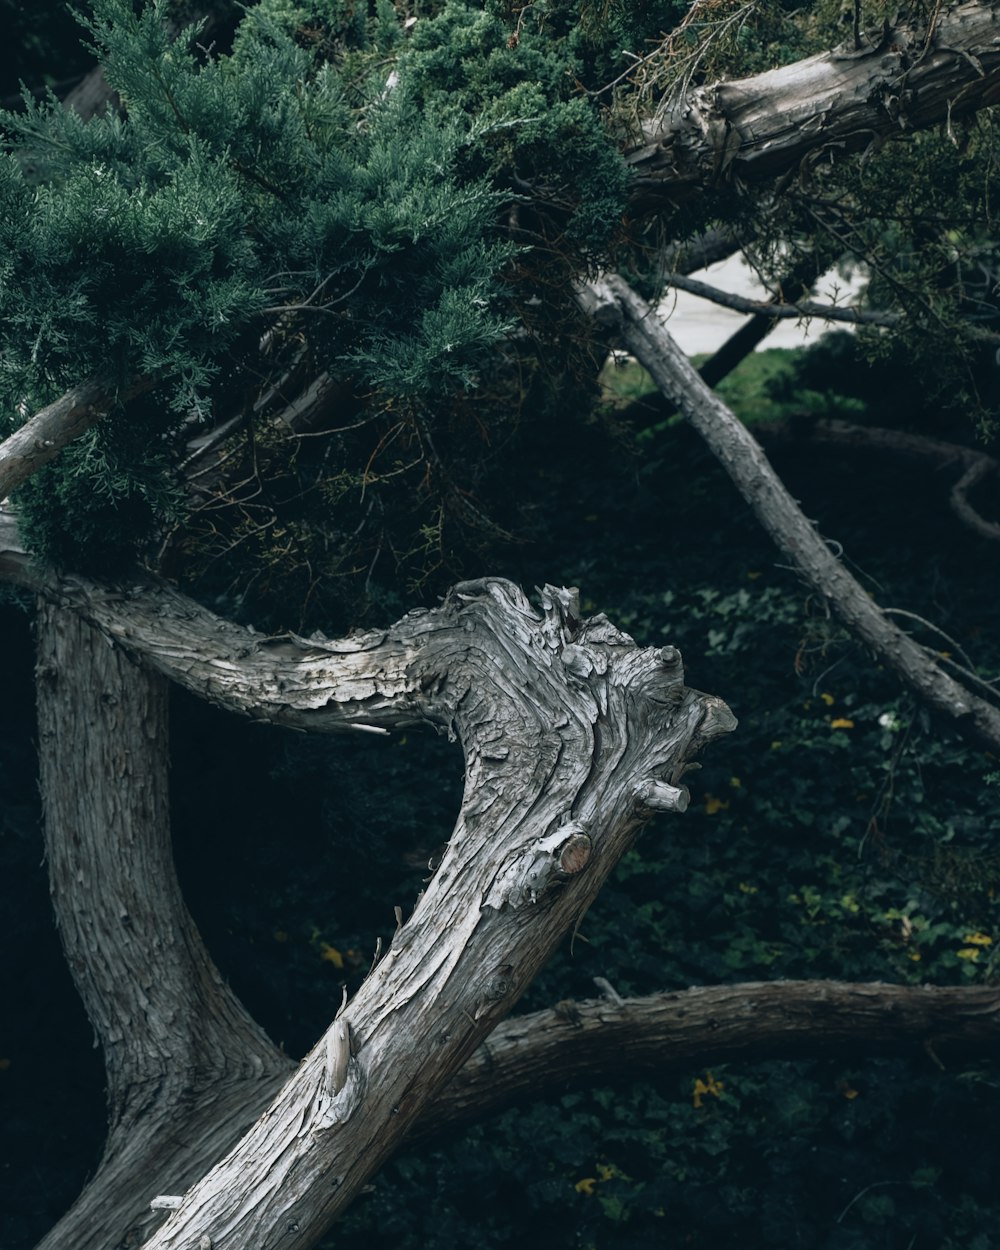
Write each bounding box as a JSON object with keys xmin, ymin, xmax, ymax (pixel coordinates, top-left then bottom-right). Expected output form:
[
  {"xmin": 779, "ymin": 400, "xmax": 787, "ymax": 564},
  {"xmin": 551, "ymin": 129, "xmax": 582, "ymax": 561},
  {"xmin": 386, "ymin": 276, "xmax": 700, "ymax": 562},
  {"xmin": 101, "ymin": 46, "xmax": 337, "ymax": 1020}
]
[{"xmin": 2, "ymin": 1, "xmax": 1000, "ymax": 1247}]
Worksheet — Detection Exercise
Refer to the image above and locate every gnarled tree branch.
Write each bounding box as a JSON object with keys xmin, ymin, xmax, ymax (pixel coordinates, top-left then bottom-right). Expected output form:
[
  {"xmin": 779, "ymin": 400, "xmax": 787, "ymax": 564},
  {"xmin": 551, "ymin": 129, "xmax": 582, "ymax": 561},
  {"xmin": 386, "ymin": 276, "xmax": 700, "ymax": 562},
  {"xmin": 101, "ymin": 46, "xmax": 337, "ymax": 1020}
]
[{"xmin": 0, "ymin": 525, "xmax": 735, "ymax": 1249}]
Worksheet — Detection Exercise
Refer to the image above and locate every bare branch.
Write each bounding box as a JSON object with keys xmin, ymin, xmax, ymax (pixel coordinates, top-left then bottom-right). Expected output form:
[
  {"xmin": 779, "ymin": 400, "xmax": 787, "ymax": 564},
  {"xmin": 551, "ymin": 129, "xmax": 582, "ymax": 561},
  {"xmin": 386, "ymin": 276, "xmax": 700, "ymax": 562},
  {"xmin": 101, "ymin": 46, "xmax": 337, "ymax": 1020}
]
[
  {"xmin": 429, "ymin": 979, "xmax": 1000, "ymax": 1136},
  {"xmin": 757, "ymin": 418, "xmax": 1000, "ymax": 543},
  {"xmin": 579, "ymin": 273, "xmax": 1000, "ymax": 752},
  {"xmin": 0, "ymin": 375, "xmax": 153, "ymax": 503},
  {"xmin": 665, "ymin": 271, "xmax": 900, "ymax": 328},
  {"xmin": 952, "ymin": 456, "xmax": 1000, "ymax": 542}
]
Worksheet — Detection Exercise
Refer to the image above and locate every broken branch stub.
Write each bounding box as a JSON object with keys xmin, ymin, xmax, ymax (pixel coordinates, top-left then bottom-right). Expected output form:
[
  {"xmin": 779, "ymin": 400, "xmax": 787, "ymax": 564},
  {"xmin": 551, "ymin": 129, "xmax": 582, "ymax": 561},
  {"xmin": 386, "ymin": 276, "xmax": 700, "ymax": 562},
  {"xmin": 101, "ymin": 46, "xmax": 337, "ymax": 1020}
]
[{"xmin": 140, "ymin": 578, "xmax": 734, "ymax": 1250}]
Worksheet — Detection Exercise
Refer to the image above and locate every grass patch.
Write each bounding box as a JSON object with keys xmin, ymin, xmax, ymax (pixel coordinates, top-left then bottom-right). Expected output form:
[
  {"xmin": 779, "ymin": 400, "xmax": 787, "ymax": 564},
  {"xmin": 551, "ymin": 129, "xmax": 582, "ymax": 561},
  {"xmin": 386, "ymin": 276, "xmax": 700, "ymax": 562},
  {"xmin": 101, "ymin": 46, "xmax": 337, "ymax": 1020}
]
[{"xmin": 601, "ymin": 347, "xmax": 802, "ymax": 425}]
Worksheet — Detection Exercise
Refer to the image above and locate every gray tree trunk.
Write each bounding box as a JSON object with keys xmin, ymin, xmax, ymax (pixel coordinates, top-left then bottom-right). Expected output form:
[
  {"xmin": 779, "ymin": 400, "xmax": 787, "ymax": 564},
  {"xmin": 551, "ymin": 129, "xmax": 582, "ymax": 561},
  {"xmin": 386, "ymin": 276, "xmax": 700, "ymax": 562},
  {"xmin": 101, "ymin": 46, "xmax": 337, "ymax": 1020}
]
[
  {"xmin": 14, "ymin": 556, "xmax": 732, "ymax": 1249},
  {"xmin": 6, "ymin": 515, "xmax": 1000, "ymax": 1250},
  {"xmin": 34, "ymin": 603, "xmax": 292, "ymax": 1250}
]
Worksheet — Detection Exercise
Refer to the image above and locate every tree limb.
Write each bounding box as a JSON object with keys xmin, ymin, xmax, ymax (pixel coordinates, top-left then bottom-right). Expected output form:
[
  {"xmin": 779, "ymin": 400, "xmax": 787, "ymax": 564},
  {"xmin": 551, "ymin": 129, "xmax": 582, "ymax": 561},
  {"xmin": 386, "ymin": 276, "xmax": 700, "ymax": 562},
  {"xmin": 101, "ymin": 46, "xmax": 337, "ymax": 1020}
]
[
  {"xmin": 34, "ymin": 603, "xmax": 293, "ymax": 1250},
  {"xmin": 0, "ymin": 375, "xmax": 153, "ymax": 503},
  {"xmin": 579, "ymin": 273, "xmax": 1000, "ymax": 751},
  {"xmin": 625, "ymin": 0, "xmax": 1000, "ymax": 207},
  {"xmin": 0, "ymin": 528, "xmax": 735, "ymax": 1249},
  {"xmin": 665, "ymin": 271, "xmax": 902, "ymax": 329},
  {"xmin": 428, "ymin": 978, "xmax": 1000, "ymax": 1136}
]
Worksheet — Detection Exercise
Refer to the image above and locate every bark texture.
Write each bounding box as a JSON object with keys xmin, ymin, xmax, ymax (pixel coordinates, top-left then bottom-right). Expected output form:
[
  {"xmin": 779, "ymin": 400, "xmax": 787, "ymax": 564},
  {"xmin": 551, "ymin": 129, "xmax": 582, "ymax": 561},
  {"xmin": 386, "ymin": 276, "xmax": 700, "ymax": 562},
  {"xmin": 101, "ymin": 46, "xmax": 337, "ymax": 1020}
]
[
  {"xmin": 430, "ymin": 979, "xmax": 1000, "ymax": 1135},
  {"xmin": 34, "ymin": 603, "xmax": 293, "ymax": 1250},
  {"xmin": 626, "ymin": 0, "xmax": 1000, "ymax": 206},
  {"xmin": 128, "ymin": 579, "xmax": 732, "ymax": 1250},
  {"xmin": 2, "ymin": 537, "xmax": 734, "ymax": 1250},
  {"xmin": 580, "ymin": 274, "xmax": 1000, "ymax": 751}
]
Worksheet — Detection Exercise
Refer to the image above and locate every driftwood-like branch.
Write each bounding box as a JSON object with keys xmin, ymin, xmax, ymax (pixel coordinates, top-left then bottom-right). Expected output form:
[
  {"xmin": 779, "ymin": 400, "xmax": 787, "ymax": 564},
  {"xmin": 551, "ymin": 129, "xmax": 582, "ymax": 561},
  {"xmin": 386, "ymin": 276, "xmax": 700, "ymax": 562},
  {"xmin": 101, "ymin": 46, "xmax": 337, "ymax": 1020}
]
[
  {"xmin": 128, "ymin": 578, "xmax": 731, "ymax": 1250},
  {"xmin": 0, "ymin": 522, "xmax": 734, "ymax": 1250},
  {"xmin": 580, "ymin": 274, "xmax": 1000, "ymax": 751},
  {"xmin": 757, "ymin": 417, "xmax": 1000, "ymax": 543},
  {"xmin": 625, "ymin": 0, "xmax": 1000, "ymax": 208},
  {"xmin": 0, "ymin": 375, "xmax": 152, "ymax": 503}
]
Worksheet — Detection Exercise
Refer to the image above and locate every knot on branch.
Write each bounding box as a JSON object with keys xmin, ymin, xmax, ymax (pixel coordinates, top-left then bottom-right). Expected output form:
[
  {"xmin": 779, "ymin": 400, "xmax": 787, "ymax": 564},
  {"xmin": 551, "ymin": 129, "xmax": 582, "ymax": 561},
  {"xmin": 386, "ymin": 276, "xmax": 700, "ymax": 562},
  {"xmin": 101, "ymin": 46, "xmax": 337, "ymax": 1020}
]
[{"xmin": 483, "ymin": 823, "xmax": 594, "ymax": 911}]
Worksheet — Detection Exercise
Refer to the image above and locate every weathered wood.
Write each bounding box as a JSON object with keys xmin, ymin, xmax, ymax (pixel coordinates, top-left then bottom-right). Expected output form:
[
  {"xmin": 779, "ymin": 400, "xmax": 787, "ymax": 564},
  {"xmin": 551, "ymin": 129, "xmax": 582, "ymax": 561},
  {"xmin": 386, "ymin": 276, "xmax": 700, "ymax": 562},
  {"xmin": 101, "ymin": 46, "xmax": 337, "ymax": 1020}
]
[
  {"xmin": 429, "ymin": 979, "xmax": 1000, "ymax": 1135},
  {"xmin": 34, "ymin": 603, "xmax": 292, "ymax": 1250},
  {"xmin": 0, "ymin": 534, "xmax": 734, "ymax": 1248},
  {"xmin": 626, "ymin": 0, "xmax": 1000, "ymax": 207},
  {"xmin": 105, "ymin": 578, "xmax": 729, "ymax": 1250},
  {"xmin": 580, "ymin": 273, "xmax": 1000, "ymax": 751}
]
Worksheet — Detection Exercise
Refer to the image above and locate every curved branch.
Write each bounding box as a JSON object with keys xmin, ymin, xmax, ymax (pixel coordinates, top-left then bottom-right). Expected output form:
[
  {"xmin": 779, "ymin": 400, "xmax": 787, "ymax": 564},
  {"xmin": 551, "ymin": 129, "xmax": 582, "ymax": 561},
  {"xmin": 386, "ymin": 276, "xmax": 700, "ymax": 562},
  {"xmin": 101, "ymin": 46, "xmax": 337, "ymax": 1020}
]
[
  {"xmin": 580, "ymin": 274, "xmax": 1000, "ymax": 751},
  {"xmin": 0, "ymin": 530, "xmax": 736, "ymax": 1249},
  {"xmin": 117, "ymin": 579, "xmax": 731, "ymax": 1250},
  {"xmin": 625, "ymin": 0, "xmax": 1000, "ymax": 207},
  {"xmin": 951, "ymin": 456, "xmax": 1000, "ymax": 542},
  {"xmin": 756, "ymin": 417, "xmax": 1000, "ymax": 543},
  {"xmin": 34, "ymin": 603, "xmax": 292, "ymax": 1250}
]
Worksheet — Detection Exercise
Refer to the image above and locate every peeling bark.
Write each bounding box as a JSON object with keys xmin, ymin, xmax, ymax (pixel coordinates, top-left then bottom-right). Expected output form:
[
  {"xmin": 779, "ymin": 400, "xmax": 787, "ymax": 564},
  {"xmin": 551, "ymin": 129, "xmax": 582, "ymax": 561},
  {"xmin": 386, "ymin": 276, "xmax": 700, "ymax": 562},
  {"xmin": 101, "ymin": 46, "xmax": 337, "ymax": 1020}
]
[
  {"xmin": 127, "ymin": 579, "xmax": 732, "ymax": 1250},
  {"xmin": 580, "ymin": 273, "xmax": 1000, "ymax": 751},
  {"xmin": 0, "ymin": 533, "xmax": 734, "ymax": 1249},
  {"xmin": 626, "ymin": 0, "xmax": 1000, "ymax": 208}
]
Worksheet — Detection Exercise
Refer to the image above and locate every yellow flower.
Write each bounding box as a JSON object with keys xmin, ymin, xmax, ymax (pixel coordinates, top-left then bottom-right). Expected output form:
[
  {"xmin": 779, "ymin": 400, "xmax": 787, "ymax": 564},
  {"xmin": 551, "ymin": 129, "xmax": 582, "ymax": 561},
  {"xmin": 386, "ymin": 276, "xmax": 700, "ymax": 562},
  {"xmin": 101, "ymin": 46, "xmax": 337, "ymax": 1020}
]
[
  {"xmin": 704, "ymin": 795, "xmax": 730, "ymax": 816},
  {"xmin": 830, "ymin": 718, "xmax": 855, "ymax": 729},
  {"xmin": 692, "ymin": 1072, "xmax": 724, "ymax": 1108},
  {"xmin": 909, "ymin": 952, "xmax": 922, "ymax": 962},
  {"xmin": 319, "ymin": 942, "xmax": 345, "ymax": 968},
  {"xmin": 956, "ymin": 947, "xmax": 980, "ymax": 961},
  {"xmin": 738, "ymin": 882, "xmax": 758, "ymax": 894},
  {"xmin": 575, "ymin": 1178, "xmax": 597, "ymax": 1195},
  {"xmin": 728, "ymin": 776, "xmax": 742, "ymax": 788},
  {"xmin": 820, "ymin": 693, "xmax": 835, "ymax": 706},
  {"xmin": 964, "ymin": 932, "xmax": 993, "ymax": 946}
]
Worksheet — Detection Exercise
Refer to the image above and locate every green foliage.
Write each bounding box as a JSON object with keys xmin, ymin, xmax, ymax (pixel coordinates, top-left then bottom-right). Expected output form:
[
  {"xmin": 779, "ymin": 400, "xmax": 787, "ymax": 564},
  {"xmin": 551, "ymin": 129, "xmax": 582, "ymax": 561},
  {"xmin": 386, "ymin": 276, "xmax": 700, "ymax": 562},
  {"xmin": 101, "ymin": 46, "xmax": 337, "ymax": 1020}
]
[{"xmin": 1, "ymin": 0, "xmax": 516, "ymax": 570}]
